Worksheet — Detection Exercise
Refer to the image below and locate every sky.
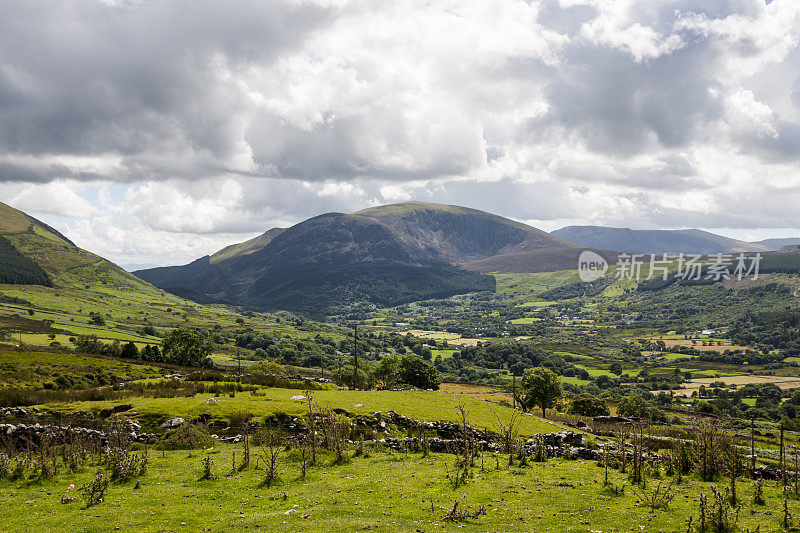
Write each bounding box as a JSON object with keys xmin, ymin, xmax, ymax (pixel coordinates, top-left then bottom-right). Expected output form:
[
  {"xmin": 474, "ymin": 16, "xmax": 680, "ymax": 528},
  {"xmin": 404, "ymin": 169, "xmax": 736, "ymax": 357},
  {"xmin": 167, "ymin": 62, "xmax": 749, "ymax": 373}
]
[{"xmin": 1, "ymin": 0, "xmax": 800, "ymax": 270}]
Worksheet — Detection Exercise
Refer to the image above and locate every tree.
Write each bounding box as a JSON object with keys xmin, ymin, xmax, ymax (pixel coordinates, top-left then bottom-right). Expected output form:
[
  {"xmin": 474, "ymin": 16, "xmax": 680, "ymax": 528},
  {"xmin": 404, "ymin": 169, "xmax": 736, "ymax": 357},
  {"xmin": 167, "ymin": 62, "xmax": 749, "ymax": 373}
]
[
  {"xmin": 162, "ymin": 328, "xmax": 212, "ymax": 367},
  {"xmin": 249, "ymin": 360, "xmax": 286, "ymax": 375},
  {"xmin": 609, "ymin": 362, "xmax": 623, "ymax": 375},
  {"xmin": 141, "ymin": 344, "xmax": 162, "ymax": 362},
  {"xmin": 120, "ymin": 341, "xmax": 139, "ymax": 359},
  {"xmin": 519, "ymin": 367, "xmax": 562, "ymax": 417},
  {"xmin": 569, "ymin": 393, "xmax": 610, "ymax": 417},
  {"xmin": 372, "ymin": 354, "xmax": 401, "ymax": 389},
  {"xmin": 399, "ymin": 354, "xmax": 440, "ymax": 390}
]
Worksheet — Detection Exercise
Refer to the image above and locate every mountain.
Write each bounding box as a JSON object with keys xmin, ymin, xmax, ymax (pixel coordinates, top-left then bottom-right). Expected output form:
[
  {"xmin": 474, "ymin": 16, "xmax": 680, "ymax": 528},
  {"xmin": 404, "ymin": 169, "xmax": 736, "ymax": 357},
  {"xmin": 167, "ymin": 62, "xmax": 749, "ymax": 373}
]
[
  {"xmin": 754, "ymin": 238, "xmax": 800, "ymax": 251},
  {"xmin": 551, "ymin": 226, "xmax": 771, "ymax": 255},
  {"xmin": 0, "ymin": 201, "xmax": 193, "ymax": 326},
  {"xmin": 135, "ymin": 201, "xmax": 592, "ymax": 316}
]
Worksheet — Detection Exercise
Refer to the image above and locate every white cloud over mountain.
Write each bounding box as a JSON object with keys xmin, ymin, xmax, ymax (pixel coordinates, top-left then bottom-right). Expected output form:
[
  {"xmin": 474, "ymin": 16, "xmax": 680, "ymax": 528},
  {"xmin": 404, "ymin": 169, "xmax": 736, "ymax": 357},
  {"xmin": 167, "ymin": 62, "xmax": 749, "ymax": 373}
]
[{"xmin": 1, "ymin": 0, "xmax": 799, "ymax": 266}]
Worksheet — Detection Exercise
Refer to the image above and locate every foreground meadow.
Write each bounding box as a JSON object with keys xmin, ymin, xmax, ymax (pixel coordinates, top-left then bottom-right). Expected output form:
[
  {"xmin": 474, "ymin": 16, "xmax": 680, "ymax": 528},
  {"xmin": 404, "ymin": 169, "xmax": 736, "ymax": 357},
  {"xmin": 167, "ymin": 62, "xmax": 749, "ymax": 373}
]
[{"xmin": 0, "ymin": 444, "xmax": 793, "ymax": 532}]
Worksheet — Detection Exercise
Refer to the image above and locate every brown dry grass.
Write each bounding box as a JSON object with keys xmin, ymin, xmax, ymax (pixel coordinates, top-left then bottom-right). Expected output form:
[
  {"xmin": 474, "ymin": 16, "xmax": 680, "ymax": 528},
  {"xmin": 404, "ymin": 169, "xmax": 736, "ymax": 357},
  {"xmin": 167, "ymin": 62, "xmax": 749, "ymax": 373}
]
[
  {"xmin": 439, "ymin": 382, "xmax": 513, "ymax": 405},
  {"xmin": 677, "ymin": 375, "xmax": 800, "ymax": 397}
]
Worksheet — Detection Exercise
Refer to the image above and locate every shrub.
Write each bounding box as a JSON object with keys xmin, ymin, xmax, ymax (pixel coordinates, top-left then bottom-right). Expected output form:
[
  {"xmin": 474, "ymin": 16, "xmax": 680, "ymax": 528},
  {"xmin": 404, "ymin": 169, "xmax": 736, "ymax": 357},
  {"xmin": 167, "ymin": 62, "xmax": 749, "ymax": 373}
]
[
  {"xmin": 107, "ymin": 448, "xmax": 147, "ymax": 482},
  {"xmin": 81, "ymin": 471, "xmax": 109, "ymax": 507},
  {"xmin": 161, "ymin": 424, "xmax": 215, "ymax": 450}
]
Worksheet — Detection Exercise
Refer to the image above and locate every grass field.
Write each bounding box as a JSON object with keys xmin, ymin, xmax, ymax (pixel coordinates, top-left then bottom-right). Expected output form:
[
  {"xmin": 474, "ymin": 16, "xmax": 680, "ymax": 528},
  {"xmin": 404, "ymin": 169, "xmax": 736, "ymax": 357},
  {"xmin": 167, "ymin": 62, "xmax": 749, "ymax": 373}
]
[
  {"xmin": 438, "ymin": 382, "xmax": 513, "ymax": 405},
  {"xmin": 405, "ymin": 330, "xmax": 462, "ymax": 341},
  {"xmin": 431, "ymin": 349, "xmax": 457, "ymax": 359},
  {"xmin": 0, "ymin": 349, "xmax": 165, "ymax": 390},
  {"xmin": 0, "ymin": 445, "xmax": 793, "ymax": 532},
  {"xmin": 506, "ymin": 317, "xmax": 542, "ymax": 325},
  {"xmin": 494, "ymin": 271, "xmax": 580, "ymax": 301},
  {"xmin": 47, "ymin": 387, "xmax": 562, "ymax": 436}
]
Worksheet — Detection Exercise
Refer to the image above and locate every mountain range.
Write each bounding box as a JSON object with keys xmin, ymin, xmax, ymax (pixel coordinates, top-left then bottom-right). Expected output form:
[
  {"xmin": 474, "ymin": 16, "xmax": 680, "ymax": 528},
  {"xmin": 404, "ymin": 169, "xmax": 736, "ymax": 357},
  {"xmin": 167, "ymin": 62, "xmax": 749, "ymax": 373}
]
[
  {"xmin": 3, "ymin": 198, "xmax": 799, "ymax": 319},
  {"xmin": 550, "ymin": 226, "xmax": 800, "ymax": 255},
  {"xmin": 134, "ymin": 202, "xmax": 612, "ymax": 316}
]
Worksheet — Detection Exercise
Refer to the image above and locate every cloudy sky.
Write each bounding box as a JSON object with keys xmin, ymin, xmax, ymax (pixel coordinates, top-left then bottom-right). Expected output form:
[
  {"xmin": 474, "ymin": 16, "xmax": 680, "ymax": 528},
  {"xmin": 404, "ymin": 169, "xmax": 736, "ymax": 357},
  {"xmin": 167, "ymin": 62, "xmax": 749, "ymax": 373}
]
[{"xmin": 2, "ymin": 0, "xmax": 799, "ymax": 269}]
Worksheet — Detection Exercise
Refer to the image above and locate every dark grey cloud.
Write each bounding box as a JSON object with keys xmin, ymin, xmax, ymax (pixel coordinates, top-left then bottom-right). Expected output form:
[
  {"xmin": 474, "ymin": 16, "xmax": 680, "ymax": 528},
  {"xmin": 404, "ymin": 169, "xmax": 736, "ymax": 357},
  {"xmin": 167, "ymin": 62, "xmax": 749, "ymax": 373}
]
[{"xmin": 0, "ymin": 0, "xmax": 332, "ymax": 177}]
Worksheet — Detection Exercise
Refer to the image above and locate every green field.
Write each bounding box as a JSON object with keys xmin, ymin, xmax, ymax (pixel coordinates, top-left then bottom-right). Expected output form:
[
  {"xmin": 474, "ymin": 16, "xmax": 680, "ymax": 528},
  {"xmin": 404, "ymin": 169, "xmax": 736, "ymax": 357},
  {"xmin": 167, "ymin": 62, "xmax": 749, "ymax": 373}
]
[
  {"xmin": 431, "ymin": 349, "xmax": 457, "ymax": 359},
  {"xmin": 49, "ymin": 387, "xmax": 561, "ymax": 436},
  {"xmin": 494, "ymin": 271, "xmax": 580, "ymax": 301},
  {"xmin": 0, "ymin": 349, "xmax": 165, "ymax": 390},
  {"xmin": 0, "ymin": 444, "xmax": 793, "ymax": 532},
  {"xmin": 507, "ymin": 317, "xmax": 542, "ymax": 325}
]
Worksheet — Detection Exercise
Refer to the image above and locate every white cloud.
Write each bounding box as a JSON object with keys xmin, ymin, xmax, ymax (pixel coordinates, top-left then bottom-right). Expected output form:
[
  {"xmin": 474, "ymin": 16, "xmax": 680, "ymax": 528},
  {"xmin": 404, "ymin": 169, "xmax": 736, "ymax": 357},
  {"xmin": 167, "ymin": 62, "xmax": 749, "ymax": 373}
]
[{"xmin": 10, "ymin": 182, "xmax": 97, "ymax": 218}]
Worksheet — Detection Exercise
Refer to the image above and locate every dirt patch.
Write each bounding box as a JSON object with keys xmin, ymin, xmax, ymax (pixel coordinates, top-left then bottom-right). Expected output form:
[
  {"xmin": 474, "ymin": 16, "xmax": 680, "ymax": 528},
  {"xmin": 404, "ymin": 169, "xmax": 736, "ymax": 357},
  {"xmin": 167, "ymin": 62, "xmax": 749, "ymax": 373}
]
[
  {"xmin": 447, "ymin": 338, "xmax": 483, "ymax": 347},
  {"xmin": 677, "ymin": 375, "xmax": 800, "ymax": 397}
]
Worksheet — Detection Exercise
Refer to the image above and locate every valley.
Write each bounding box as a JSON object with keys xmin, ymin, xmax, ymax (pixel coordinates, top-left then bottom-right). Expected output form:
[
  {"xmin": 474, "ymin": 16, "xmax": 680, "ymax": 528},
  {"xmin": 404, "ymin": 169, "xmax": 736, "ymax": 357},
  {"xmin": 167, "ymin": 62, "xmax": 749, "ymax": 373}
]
[{"xmin": 1, "ymin": 200, "xmax": 800, "ymax": 531}]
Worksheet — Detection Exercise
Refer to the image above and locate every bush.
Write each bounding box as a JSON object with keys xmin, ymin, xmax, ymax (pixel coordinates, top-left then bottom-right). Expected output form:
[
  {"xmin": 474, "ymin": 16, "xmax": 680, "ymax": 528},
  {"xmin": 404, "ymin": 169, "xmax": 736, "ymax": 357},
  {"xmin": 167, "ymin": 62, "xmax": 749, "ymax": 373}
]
[
  {"xmin": 248, "ymin": 360, "xmax": 286, "ymax": 375},
  {"xmin": 80, "ymin": 472, "xmax": 109, "ymax": 507},
  {"xmin": 161, "ymin": 424, "xmax": 215, "ymax": 450}
]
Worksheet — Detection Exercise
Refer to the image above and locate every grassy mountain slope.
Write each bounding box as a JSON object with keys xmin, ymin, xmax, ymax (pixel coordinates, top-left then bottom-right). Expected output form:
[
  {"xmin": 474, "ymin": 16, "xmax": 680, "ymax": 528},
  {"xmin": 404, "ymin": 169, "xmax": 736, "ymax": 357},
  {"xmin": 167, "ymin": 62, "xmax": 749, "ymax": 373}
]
[
  {"xmin": 551, "ymin": 225, "xmax": 769, "ymax": 255},
  {"xmin": 354, "ymin": 202, "xmax": 579, "ymax": 265},
  {"xmin": 0, "ymin": 201, "xmax": 210, "ymax": 325},
  {"xmin": 209, "ymin": 227, "xmax": 286, "ymax": 263}
]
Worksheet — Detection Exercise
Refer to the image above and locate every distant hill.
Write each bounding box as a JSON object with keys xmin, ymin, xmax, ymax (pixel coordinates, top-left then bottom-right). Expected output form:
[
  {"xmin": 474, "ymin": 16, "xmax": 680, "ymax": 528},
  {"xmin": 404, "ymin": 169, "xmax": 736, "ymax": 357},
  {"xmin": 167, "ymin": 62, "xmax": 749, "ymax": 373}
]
[
  {"xmin": 551, "ymin": 226, "xmax": 772, "ymax": 255},
  {"xmin": 135, "ymin": 201, "xmax": 594, "ymax": 316},
  {"xmin": 756, "ymin": 238, "xmax": 800, "ymax": 251},
  {"xmin": 780, "ymin": 245, "xmax": 800, "ymax": 254}
]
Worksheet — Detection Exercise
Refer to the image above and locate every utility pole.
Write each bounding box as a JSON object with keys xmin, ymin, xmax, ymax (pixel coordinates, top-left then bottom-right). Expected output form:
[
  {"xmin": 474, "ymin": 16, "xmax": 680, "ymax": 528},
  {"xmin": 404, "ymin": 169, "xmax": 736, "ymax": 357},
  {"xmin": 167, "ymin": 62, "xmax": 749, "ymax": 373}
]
[
  {"xmin": 751, "ymin": 416, "xmax": 756, "ymax": 477},
  {"xmin": 352, "ymin": 324, "xmax": 358, "ymax": 390},
  {"xmin": 512, "ymin": 372, "xmax": 516, "ymax": 409},
  {"xmin": 781, "ymin": 422, "xmax": 786, "ymax": 482}
]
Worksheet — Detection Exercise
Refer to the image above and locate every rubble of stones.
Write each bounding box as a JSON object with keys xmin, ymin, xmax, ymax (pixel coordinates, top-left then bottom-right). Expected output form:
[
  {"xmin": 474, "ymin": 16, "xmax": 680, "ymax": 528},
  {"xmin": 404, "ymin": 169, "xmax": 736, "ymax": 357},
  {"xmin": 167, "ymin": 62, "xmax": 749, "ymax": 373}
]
[
  {"xmin": 0, "ymin": 406, "xmax": 158, "ymax": 446},
  {"xmin": 0, "ymin": 406, "xmax": 786, "ymax": 479}
]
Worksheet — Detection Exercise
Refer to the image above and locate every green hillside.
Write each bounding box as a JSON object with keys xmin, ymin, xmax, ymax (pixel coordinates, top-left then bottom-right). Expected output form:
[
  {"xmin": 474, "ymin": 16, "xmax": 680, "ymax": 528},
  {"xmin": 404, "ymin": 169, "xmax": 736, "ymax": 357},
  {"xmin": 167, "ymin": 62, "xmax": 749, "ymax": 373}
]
[{"xmin": 0, "ymin": 201, "xmax": 210, "ymax": 325}]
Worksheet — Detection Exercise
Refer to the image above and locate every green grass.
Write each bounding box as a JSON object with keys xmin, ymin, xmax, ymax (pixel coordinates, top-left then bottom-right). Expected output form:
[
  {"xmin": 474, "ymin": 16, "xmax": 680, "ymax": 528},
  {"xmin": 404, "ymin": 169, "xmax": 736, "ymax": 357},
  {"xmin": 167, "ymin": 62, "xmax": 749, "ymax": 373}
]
[
  {"xmin": 517, "ymin": 301, "xmax": 557, "ymax": 308},
  {"xmin": 574, "ymin": 365, "xmax": 615, "ymax": 378},
  {"xmin": 507, "ymin": 317, "xmax": 542, "ymax": 325},
  {"xmin": 0, "ymin": 349, "xmax": 164, "ymax": 389},
  {"xmin": 48, "ymin": 387, "xmax": 561, "ymax": 436},
  {"xmin": 658, "ymin": 352, "xmax": 697, "ymax": 361},
  {"xmin": 560, "ymin": 376, "xmax": 591, "ymax": 386},
  {"xmin": 431, "ymin": 349, "xmax": 456, "ymax": 359},
  {"xmin": 0, "ymin": 446, "xmax": 793, "ymax": 532},
  {"xmin": 52, "ymin": 323, "xmax": 158, "ymax": 342},
  {"xmin": 494, "ymin": 271, "xmax": 580, "ymax": 300}
]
